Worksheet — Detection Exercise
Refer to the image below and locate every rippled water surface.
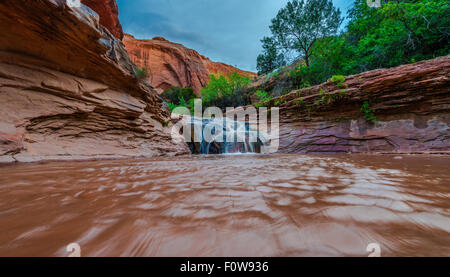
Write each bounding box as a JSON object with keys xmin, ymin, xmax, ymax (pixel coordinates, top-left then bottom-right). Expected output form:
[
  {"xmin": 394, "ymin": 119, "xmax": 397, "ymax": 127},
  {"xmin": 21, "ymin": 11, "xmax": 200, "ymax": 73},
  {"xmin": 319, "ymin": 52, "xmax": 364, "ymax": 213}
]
[{"xmin": 0, "ymin": 154, "xmax": 449, "ymax": 257}]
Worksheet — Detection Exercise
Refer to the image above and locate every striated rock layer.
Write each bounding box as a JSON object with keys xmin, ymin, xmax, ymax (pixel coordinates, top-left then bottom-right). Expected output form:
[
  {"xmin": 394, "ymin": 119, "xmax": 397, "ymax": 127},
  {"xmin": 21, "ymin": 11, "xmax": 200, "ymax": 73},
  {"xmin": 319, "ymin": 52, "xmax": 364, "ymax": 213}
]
[
  {"xmin": 0, "ymin": 0, "xmax": 189, "ymax": 163},
  {"xmin": 261, "ymin": 56, "xmax": 450, "ymax": 154},
  {"xmin": 123, "ymin": 34, "xmax": 257, "ymax": 94},
  {"xmin": 81, "ymin": 0, "xmax": 123, "ymax": 40}
]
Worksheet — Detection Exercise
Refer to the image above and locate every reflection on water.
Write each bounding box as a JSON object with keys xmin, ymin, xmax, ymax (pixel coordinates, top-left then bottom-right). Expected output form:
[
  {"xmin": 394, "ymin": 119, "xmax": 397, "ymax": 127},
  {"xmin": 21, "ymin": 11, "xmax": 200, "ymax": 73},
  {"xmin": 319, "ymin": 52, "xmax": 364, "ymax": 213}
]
[{"xmin": 0, "ymin": 154, "xmax": 449, "ymax": 257}]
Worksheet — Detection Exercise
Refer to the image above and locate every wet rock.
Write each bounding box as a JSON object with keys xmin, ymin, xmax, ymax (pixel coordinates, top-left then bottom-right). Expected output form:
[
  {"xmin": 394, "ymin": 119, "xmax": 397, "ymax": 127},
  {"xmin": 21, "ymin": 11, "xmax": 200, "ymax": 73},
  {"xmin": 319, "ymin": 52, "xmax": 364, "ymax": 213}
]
[
  {"xmin": 264, "ymin": 56, "xmax": 450, "ymax": 154},
  {"xmin": 0, "ymin": 0, "xmax": 189, "ymax": 163}
]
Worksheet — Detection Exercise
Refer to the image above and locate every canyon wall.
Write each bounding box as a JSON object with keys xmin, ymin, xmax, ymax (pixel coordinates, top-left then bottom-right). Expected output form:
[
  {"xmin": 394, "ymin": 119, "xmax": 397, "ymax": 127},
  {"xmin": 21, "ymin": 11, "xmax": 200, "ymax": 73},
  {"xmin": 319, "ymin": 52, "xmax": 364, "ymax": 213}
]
[
  {"xmin": 262, "ymin": 56, "xmax": 450, "ymax": 154},
  {"xmin": 123, "ymin": 34, "xmax": 257, "ymax": 94},
  {"xmin": 81, "ymin": 0, "xmax": 124, "ymax": 40},
  {"xmin": 0, "ymin": 0, "xmax": 189, "ymax": 163}
]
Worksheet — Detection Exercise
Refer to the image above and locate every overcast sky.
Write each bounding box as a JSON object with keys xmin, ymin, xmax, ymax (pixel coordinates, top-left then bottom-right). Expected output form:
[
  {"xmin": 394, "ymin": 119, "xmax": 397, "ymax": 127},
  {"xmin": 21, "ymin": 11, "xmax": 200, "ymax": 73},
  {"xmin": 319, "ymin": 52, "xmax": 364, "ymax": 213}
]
[{"xmin": 116, "ymin": 0, "xmax": 354, "ymax": 72}]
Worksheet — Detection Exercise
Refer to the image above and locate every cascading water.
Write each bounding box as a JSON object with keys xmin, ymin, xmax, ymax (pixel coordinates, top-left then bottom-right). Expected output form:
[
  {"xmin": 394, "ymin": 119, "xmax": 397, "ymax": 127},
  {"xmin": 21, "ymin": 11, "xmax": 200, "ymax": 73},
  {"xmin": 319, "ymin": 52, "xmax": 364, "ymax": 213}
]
[{"xmin": 185, "ymin": 116, "xmax": 268, "ymax": 154}]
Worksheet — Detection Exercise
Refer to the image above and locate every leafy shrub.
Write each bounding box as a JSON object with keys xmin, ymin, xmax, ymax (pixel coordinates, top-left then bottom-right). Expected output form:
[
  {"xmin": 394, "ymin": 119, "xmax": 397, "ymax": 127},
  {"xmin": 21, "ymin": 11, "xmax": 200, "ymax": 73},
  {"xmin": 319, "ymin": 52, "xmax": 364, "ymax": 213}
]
[
  {"xmin": 135, "ymin": 66, "xmax": 149, "ymax": 80},
  {"xmin": 161, "ymin": 87, "xmax": 198, "ymax": 114},
  {"xmin": 200, "ymin": 72, "xmax": 251, "ymax": 109},
  {"xmin": 167, "ymin": 102, "xmax": 177, "ymax": 113},
  {"xmin": 361, "ymin": 101, "xmax": 377, "ymax": 123},
  {"xmin": 293, "ymin": 97, "xmax": 305, "ymax": 106},
  {"xmin": 253, "ymin": 90, "xmax": 272, "ymax": 108},
  {"xmin": 161, "ymin": 86, "xmax": 196, "ymax": 105},
  {"xmin": 331, "ymin": 75, "xmax": 346, "ymax": 87},
  {"xmin": 271, "ymin": 71, "xmax": 281, "ymax": 79},
  {"xmin": 255, "ymin": 90, "xmax": 272, "ymax": 103},
  {"xmin": 288, "ymin": 64, "xmax": 322, "ymax": 89}
]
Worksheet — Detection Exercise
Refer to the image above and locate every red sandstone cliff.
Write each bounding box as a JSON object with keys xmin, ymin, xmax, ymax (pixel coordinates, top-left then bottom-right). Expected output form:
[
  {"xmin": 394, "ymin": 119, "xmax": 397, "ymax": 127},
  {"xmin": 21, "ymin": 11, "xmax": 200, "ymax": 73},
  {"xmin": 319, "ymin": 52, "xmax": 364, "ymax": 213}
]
[
  {"xmin": 74, "ymin": 0, "xmax": 257, "ymax": 93},
  {"xmin": 123, "ymin": 34, "xmax": 258, "ymax": 94},
  {"xmin": 0, "ymin": 0, "xmax": 189, "ymax": 163},
  {"xmin": 81, "ymin": 0, "xmax": 123, "ymax": 40},
  {"xmin": 250, "ymin": 56, "xmax": 450, "ymax": 154}
]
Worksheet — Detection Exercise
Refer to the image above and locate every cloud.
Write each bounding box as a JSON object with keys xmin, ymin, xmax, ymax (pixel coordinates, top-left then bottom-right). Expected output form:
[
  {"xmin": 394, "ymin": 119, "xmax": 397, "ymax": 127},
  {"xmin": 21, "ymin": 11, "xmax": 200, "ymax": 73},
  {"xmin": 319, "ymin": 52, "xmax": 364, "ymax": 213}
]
[
  {"xmin": 117, "ymin": 0, "xmax": 354, "ymax": 71},
  {"xmin": 123, "ymin": 11, "xmax": 210, "ymax": 47}
]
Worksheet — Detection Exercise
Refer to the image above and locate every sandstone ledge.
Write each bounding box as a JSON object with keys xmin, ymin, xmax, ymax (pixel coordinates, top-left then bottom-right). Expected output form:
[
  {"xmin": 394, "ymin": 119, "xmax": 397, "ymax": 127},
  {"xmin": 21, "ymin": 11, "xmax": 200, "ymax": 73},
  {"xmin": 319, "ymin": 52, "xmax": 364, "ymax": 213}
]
[
  {"xmin": 263, "ymin": 56, "xmax": 450, "ymax": 154},
  {"xmin": 0, "ymin": 0, "xmax": 189, "ymax": 163}
]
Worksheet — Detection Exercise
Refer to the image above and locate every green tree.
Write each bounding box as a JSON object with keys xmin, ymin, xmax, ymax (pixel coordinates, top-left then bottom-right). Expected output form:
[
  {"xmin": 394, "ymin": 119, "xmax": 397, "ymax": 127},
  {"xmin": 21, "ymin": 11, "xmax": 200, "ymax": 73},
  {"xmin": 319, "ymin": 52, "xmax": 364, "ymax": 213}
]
[
  {"xmin": 268, "ymin": 0, "xmax": 342, "ymax": 67},
  {"xmin": 256, "ymin": 37, "xmax": 287, "ymax": 74},
  {"xmin": 309, "ymin": 35, "xmax": 358, "ymax": 78},
  {"xmin": 200, "ymin": 72, "xmax": 251, "ymax": 109},
  {"xmin": 161, "ymin": 86, "xmax": 196, "ymax": 105},
  {"xmin": 346, "ymin": 0, "xmax": 449, "ymax": 71},
  {"xmin": 253, "ymin": 0, "xmax": 449, "ymax": 94}
]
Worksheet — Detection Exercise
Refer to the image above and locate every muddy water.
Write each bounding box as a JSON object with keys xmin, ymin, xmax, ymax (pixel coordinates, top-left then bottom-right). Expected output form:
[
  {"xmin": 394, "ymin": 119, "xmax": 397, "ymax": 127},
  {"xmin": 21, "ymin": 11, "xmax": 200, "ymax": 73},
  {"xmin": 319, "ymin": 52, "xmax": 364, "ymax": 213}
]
[{"xmin": 0, "ymin": 154, "xmax": 449, "ymax": 257}]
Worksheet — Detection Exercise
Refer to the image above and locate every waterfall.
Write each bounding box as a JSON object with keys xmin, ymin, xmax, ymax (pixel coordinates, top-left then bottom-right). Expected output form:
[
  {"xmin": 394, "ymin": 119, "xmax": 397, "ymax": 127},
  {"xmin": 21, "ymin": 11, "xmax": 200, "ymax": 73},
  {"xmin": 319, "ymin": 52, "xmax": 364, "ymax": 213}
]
[{"xmin": 184, "ymin": 116, "xmax": 268, "ymax": 154}]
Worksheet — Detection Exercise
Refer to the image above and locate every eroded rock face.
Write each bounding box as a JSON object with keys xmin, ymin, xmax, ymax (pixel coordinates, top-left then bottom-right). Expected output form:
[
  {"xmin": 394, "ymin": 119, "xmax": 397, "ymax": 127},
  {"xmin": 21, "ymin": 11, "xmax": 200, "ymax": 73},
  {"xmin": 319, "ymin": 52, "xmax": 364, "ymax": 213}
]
[
  {"xmin": 81, "ymin": 0, "xmax": 123, "ymax": 40},
  {"xmin": 0, "ymin": 0, "xmax": 189, "ymax": 163},
  {"xmin": 265, "ymin": 56, "xmax": 450, "ymax": 154},
  {"xmin": 123, "ymin": 34, "xmax": 257, "ymax": 94}
]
